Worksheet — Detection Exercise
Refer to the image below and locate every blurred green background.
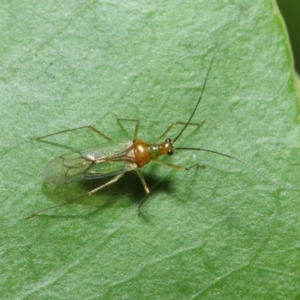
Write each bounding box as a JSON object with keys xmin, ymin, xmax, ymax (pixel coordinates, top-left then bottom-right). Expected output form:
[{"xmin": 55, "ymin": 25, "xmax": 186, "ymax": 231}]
[{"xmin": 277, "ymin": 0, "xmax": 300, "ymax": 73}]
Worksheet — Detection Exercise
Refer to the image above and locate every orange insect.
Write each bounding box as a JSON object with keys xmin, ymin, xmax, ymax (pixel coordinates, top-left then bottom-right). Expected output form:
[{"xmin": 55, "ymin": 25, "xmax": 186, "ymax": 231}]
[{"xmin": 26, "ymin": 45, "xmax": 268, "ymax": 219}]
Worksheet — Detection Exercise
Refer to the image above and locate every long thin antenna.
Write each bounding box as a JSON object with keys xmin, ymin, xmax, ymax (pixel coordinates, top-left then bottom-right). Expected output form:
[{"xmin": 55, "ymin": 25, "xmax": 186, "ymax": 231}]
[
  {"xmin": 175, "ymin": 146, "xmax": 279, "ymax": 186},
  {"xmin": 173, "ymin": 43, "xmax": 221, "ymax": 143}
]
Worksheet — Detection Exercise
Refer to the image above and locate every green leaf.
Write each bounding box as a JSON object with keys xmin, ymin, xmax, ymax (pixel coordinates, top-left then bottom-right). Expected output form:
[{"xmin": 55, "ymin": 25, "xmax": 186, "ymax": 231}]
[{"xmin": 1, "ymin": 0, "xmax": 299, "ymax": 299}]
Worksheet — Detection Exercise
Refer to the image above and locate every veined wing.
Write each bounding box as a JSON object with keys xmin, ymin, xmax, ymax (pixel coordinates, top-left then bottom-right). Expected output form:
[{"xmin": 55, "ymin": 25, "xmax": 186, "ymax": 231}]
[
  {"xmin": 42, "ymin": 141, "xmax": 138, "ymax": 185},
  {"xmin": 42, "ymin": 154, "xmax": 93, "ymax": 185}
]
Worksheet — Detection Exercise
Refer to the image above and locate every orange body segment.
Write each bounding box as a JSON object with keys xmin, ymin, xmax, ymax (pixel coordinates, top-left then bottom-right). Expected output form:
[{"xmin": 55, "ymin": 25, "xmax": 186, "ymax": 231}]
[
  {"xmin": 133, "ymin": 139, "xmax": 152, "ymax": 167},
  {"xmin": 133, "ymin": 138, "xmax": 174, "ymax": 168}
]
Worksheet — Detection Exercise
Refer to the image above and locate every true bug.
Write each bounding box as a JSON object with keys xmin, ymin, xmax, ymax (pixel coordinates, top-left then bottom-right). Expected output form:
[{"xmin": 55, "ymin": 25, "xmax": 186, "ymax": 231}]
[{"xmin": 26, "ymin": 45, "xmax": 269, "ymax": 219}]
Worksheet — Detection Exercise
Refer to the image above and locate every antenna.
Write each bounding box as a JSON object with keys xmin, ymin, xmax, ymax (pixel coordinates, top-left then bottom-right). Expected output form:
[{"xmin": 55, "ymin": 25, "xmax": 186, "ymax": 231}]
[
  {"xmin": 175, "ymin": 146, "xmax": 279, "ymax": 187},
  {"xmin": 173, "ymin": 43, "xmax": 221, "ymax": 143}
]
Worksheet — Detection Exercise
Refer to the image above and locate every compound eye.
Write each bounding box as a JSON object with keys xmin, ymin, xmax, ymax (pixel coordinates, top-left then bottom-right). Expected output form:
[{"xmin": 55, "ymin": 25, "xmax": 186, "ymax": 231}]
[
  {"xmin": 167, "ymin": 150, "xmax": 173, "ymax": 156},
  {"xmin": 165, "ymin": 138, "xmax": 172, "ymax": 144}
]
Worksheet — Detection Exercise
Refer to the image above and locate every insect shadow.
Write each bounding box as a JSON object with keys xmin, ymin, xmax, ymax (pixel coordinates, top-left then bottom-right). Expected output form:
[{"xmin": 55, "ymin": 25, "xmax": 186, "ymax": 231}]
[{"xmin": 40, "ymin": 168, "xmax": 173, "ymax": 218}]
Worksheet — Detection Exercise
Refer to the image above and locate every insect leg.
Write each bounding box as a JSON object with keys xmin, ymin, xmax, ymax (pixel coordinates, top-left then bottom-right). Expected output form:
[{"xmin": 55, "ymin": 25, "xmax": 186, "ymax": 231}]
[
  {"xmin": 114, "ymin": 115, "xmax": 140, "ymax": 140},
  {"xmin": 157, "ymin": 120, "xmax": 205, "ymax": 141},
  {"xmin": 135, "ymin": 169, "xmax": 150, "ymax": 194},
  {"xmin": 25, "ymin": 173, "xmax": 125, "ymax": 219},
  {"xmin": 154, "ymin": 159, "xmax": 206, "ymax": 171},
  {"xmin": 85, "ymin": 173, "xmax": 125, "ymax": 196},
  {"xmin": 29, "ymin": 125, "xmax": 113, "ymax": 142}
]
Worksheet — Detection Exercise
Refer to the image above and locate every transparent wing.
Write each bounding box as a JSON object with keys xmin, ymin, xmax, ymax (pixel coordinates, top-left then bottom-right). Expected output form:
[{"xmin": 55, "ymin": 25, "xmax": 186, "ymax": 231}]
[
  {"xmin": 42, "ymin": 153, "xmax": 94, "ymax": 185},
  {"xmin": 42, "ymin": 141, "xmax": 138, "ymax": 185}
]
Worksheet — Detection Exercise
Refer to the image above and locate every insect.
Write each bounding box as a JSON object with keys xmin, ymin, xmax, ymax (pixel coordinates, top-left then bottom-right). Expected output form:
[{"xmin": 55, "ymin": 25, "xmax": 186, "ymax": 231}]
[{"xmin": 25, "ymin": 45, "xmax": 270, "ymax": 219}]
